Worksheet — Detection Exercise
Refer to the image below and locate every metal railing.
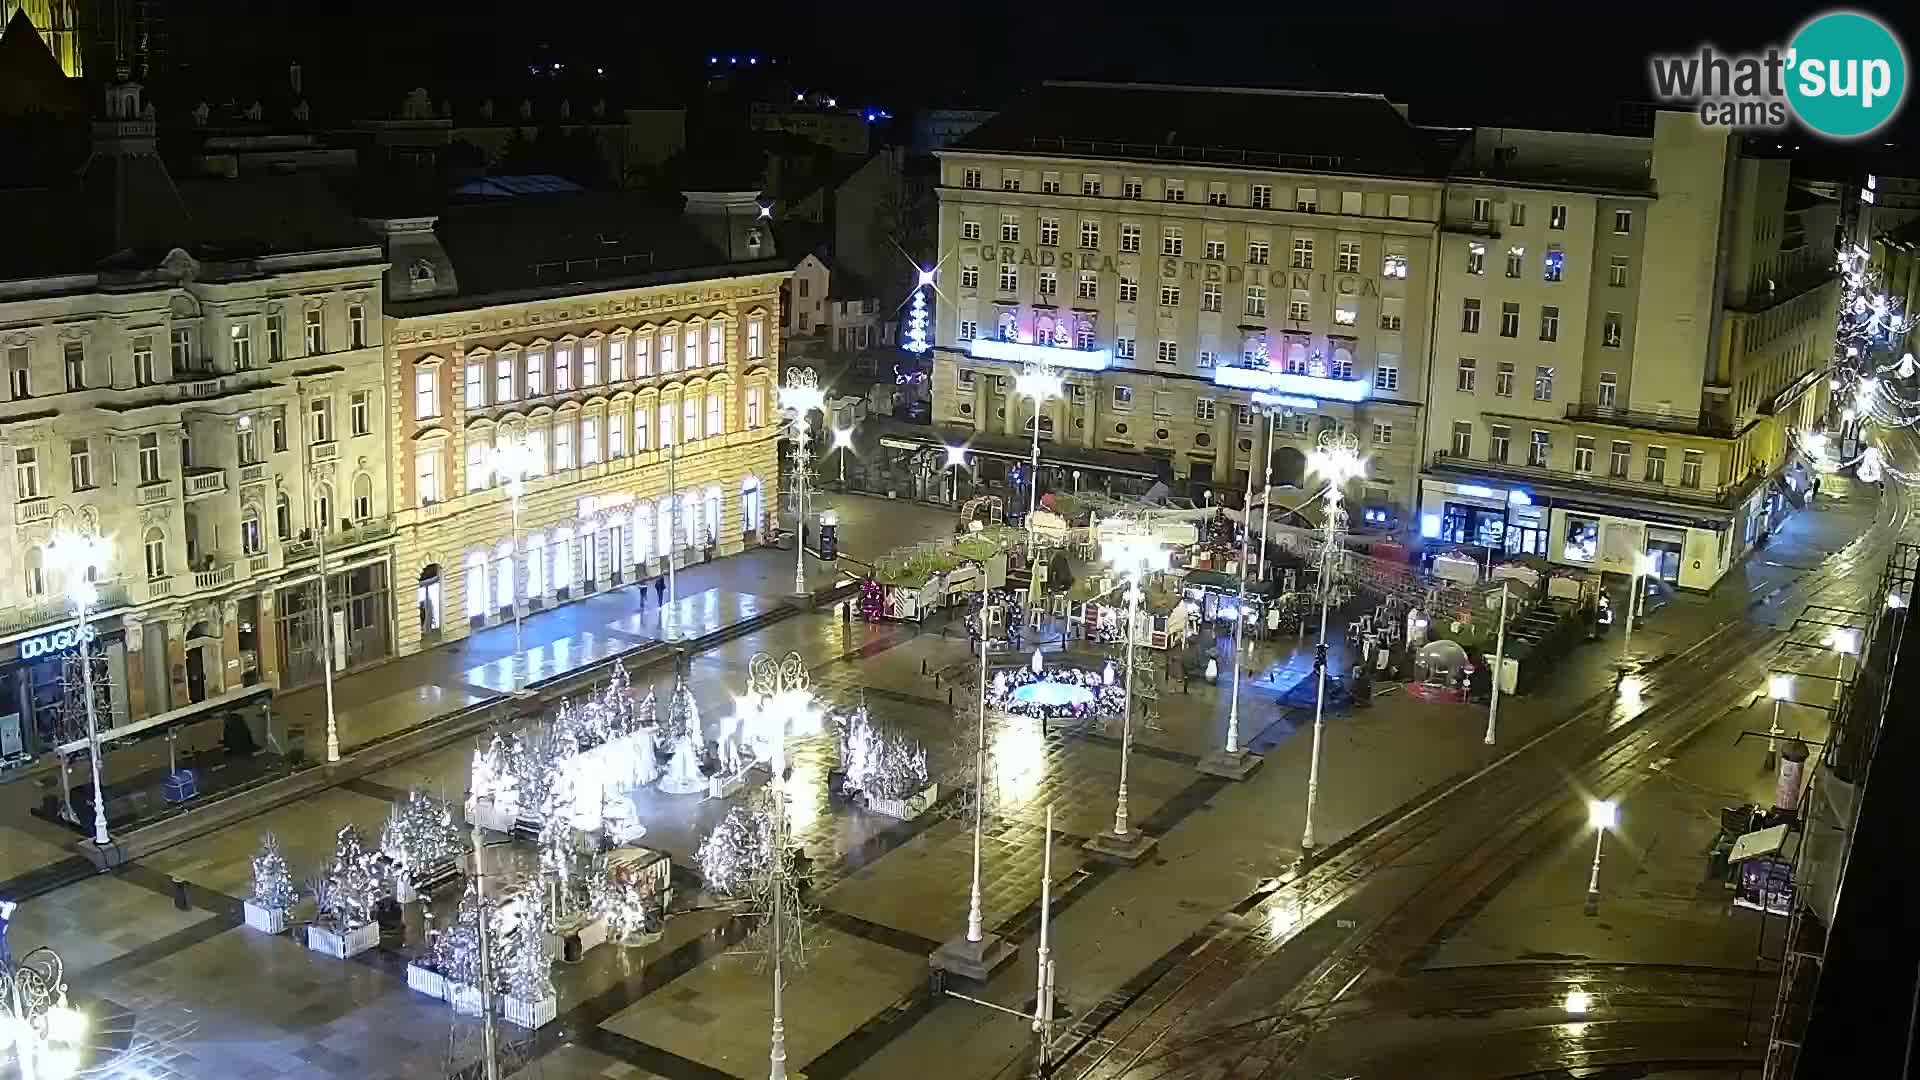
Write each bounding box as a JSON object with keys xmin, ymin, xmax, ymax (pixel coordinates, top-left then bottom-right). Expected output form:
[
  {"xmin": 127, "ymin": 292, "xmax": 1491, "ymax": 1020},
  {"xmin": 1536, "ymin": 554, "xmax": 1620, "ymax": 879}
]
[
  {"xmin": 0, "ymin": 581, "xmax": 132, "ymax": 637},
  {"xmin": 14, "ymin": 498, "xmax": 53, "ymax": 525},
  {"xmin": 137, "ymin": 481, "xmax": 173, "ymax": 505},
  {"xmin": 1563, "ymin": 402, "xmax": 1735, "ymax": 438},
  {"xmin": 185, "ymin": 469, "xmax": 227, "ymax": 497},
  {"xmin": 193, "ymin": 562, "xmax": 236, "ymax": 590},
  {"xmin": 1429, "ymin": 451, "xmax": 1741, "ymax": 506}
]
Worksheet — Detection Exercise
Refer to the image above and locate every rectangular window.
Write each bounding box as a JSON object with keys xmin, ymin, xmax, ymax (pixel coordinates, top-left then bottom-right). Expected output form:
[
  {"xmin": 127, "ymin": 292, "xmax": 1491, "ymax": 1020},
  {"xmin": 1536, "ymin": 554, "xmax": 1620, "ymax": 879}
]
[
  {"xmin": 1288, "ymin": 298, "xmax": 1310, "ymax": 322},
  {"xmin": 1598, "ymin": 371, "xmax": 1618, "ymax": 407},
  {"xmin": 1202, "ymin": 282, "xmax": 1221, "ymax": 311},
  {"xmin": 1002, "ymin": 172, "xmax": 1021, "ymax": 192},
  {"xmin": 582, "ymin": 341, "xmax": 600, "ymax": 385},
  {"xmin": 466, "ymin": 360, "xmax": 486, "ymax": 407},
  {"xmin": 1466, "ymin": 243, "xmax": 1486, "ymax": 275},
  {"xmin": 1152, "ymin": 390, "xmax": 1173, "ymax": 415},
  {"xmin": 271, "ymin": 408, "xmax": 287, "ymax": 452},
  {"xmin": 1077, "ymin": 271, "xmax": 1098, "ymax": 300},
  {"xmin": 707, "ymin": 393, "xmax": 724, "ymax": 437},
  {"xmin": 958, "ymin": 320, "xmax": 978, "ymax": 341},
  {"xmin": 1291, "ymin": 237, "xmax": 1313, "ymax": 269},
  {"xmin": 1161, "ymin": 226, "xmax": 1183, "ymax": 256},
  {"xmin": 134, "ymin": 336, "xmax": 156, "ymax": 385},
  {"xmin": 1550, "ymin": 204, "xmax": 1568, "ymax": 230},
  {"xmin": 963, "ymin": 168, "xmax": 981, "ymax": 189},
  {"xmin": 138, "ymin": 434, "xmax": 161, "ymax": 483},
  {"xmin": 1248, "ymin": 241, "xmax": 1270, "ymax": 265},
  {"xmin": 608, "ymin": 412, "xmax": 625, "ymax": 458},
  {"xmin": 1039, "ymin": 270, "xmax": 1058, "ymax": 296},
  {"xmin": 962, "ymin": 220, "xmax": 981, "ymax": 241},
  {"xmin": 227, "ymin": 325, "xmax": 251, "ymax": 371},
  {"xmin": 607, "ymin": 339, "xmax": 625, "ymax": 381},
  {"xmin": 1116, "ymin": 337, "xmax": 1135, "ymax": 359},
  {"xmin": 683, "ymin": 396, "xmax": 699, "ymax": 442},
  {"xmin": 1505, "ymin": 247, "xmax": 1524, "ymax": 278},
  {"xmin": 1373, "ymin": 422, "xmax": 1393, "ymax": 445},
  {"xmin": 1195, "ymin": 398, "xmax": 1216, "ymax": 421},
  {"xmin": 747, "ymin": 317, "xmax": 765, "ymax": 358},
  {"xmin": 555, "ymin": 422, "xmax": 574, "ymax": 469},
  {"xmin": 1380, "ymin": 297, "xmax": 1404, "ymax": 331},
  {"xmin": 1236, "ymin": 404, "xmax": 1254, "ymax": 427},
  {"xmin": 414, "ymin": 368, "xmax": 438, "ymax": 419},
  {"xmin": 1608, "ymin": 256, "xmax": 1629, "ymax": 287},
  {"xmin": 1574, "ymin": 436, "xmax": 1595, "ymax": 472},
  {"xmin": 1499, "ymin": 302, "xmax": 1520, "ymax": 337},
  {"xmin": 1682, "ymin": 449, "xmax": 1703, "ymax": 489},
  {"xmin": 1457, "ymin": 357, "xmax": 1478, "ymax": 392},
  {"xmin": 1533, "ymin": 365, "xmax": 1555, "ymax": 401},
  {"xmin": 1204, "ymin": 239, "xmax": 1226, "ymax": 261},
  {"xmin": 1001, "ymin": 214, "xmax": 1020, "ymax": 242},
  {"xmin": 1451, "ymin": 421, "xmax": 1472, "ymax": 457},
  {"xmin": 1543, "ymin": 248, "xmax": 1564, "ymax": 282},
  {"xmin": 1156, "ymin": 340, "xmax": 1179, "ymax": 364},
  {"xmin": 1609, "ymin": 441, "xmax": 1631, "ymax": 478},
  {"xmin": 1040, "ymin": 217, "xmax": 1059, "ymax": 246},
  {"xmin": 1375, "ymin": 358, "xmax": 1399, "ymax": 392},
  {"xmin": 1120, "ymin": 224, "xmax": 1141, "ymax": 252},
  {"xmin": 1081, "ymin": 176, "xmax": 1102, "ymax": 196},
  {"xmin": 59, "ymin": 341, "xmax": 84, "ymax": 391},
  {"xmin": 237, "ymin": 425, "xmax": 257, "ymax": 465},
  {"xmin": 1510, "ymin": 201, "xmax": 1527, "ymax": 226},
  {"xmin": 1334, "ymin": 300, "xmax": 1357, "ymax": 327},
  {"xmin": 12, "ymin": 447, "xmax": 38, "ymax": 499},
  {"xmin": 1540, "ymin": 306, "xmax": 1560, "ymax": 341},
  {"xmin": 496, "ymin": 356, "xmax": 515, "ymax": 401},
  {"xmin": 525, "ymin": 350, "xmax": 546, "ymax": 396},
  {"xmin": 635, "ymin": 404, "xmax": 652, "ymax": 449},
  {"xmin": 1206, "ymin": 183, "xmax": 1227, "ymax": 206},
  {"xmin": 1041, "ymin": 173, "xmax": 1061, "ymax": 194},
  {"xmin": 1496, "ymin": 361, "xmax": 1515, "ymax": 397},
  {"xmin": 635, "ymin": 336, "xmax": 653, "ymax": 376},
  {"xmin": 1602, "ymin": 312, "xmax": 1622, "ymax": 347},
  {"xmin": 309, "ymin": 396, "xmax": 333, "ymax": 442},
  {"xmin": 1489, "ymin": 425, "xmax": 1511, "ymax": 463},
  {"xmin": 1337, "ymin": 241, "xmax": 1361, "ymax": 273},
  {"xmin": 1119, "ymin": 276, "xmax": 1138, "ymax": 303},
  {"xmin": 1295, "ymin": 187, "xmax": 1317, "ymax": 212},
  {"xmin": 1645, "ymin": 445, "xmax": 1666, "ymax": 482},
  {"xmin": 1341, "ymin": 190, "xmax": 1364, "ymax": 215},
  {"xmin": 1080, "ymin": 220, "xmax": 1100, "ymax": 249},
  {"xmin": 303, "ymin": 308, "xmax": 323, "ymax": 353},
  {"xmin": 1245, "ymin": 285, "xmax": 1267, "ymax": 316},
  {"xmin": 1528, "ymin": 429, "xmax": 1550, "ymax": 467},
  {"xmin": 1472, "ymin": 197, "xmax": 1491, "ymax": 223},
  {"xmin": 1461, "ymin": 298, "xmax": 1481, "ymax": 333},
  {"xmin": 352, "ymin": 390, "xmax": 371, "ymax": 435},
  {"xmin": 1112, "ymin": 385, "xmax": 1133, "ymax": 409},
  {"xmin": 349, "ymin": 304, "xmax": 367, "ymax": 349},
  {"xmin": 683, "ymin": 331, "xmax": 697, "ymax": 372},
  {"xmin": 1613, "ymin": 209, "xmax": 1633, "ymax": 234},
  {"xmin": 266, "ymin": 314, "xmax": 283, "ymax": 361},
  {"xmin": 416, "ymin": 447, "xmax": 441, "ymax": 504},
  {"xmin": 1163, "ymin": 179, "xmax": 1185, "ymax": 202},
  {"xmin": 170, "ymin": 326, "xmax": 193, "ymax": 371},
  {"xmin": 999, "ymin": 264, "xmax": 1019, "ymax": 291},
  {"xmin": 1123, "ymin": 178, "xmax": 1143, "ymax": 199},
  {"xmin": 1077, "ymin": 323, "xmax": 1095, "ymax": 351},
  {"xmin": 466, "ymin": 440, "xmax": 488, "ymax": 492},
  {"xmin": 1251, "ymin": 184, "xmax": 1272, "ymax": 209},
  {"xmin": 65, "ymin": 439, "xmax": 90, "ymax": 491}
]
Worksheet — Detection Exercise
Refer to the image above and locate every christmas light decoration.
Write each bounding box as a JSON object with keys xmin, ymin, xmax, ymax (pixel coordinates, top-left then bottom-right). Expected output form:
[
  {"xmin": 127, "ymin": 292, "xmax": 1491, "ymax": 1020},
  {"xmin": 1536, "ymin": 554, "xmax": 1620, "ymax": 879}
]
[
  {"xmin": 381, "ymin": 790, "xmax": 465, "ymax": 880},
  {"xmin": 323, "ymin": 824, "xmax": 382, "ymax": 929},
  {"xmin": 840, "ymin": 707, "xmax": 930, "ymax": 801},
  {"xmin": 697, "ymin": 804, "xmax": 774, "ymax": 897},
  {"xmin": 904, "ymin": 285, "xmax": 930, "ymax": 355},
  {"xmin": 250, "ymin": 833, "xmax": 296, "ymax": 911},
  {"xmin": 658, "ymin": 670, "xmax": 707, "ymax": 795},
  {"xmin": 983, "ymin": 664, "xmax": 1127, "ymax": 721}
]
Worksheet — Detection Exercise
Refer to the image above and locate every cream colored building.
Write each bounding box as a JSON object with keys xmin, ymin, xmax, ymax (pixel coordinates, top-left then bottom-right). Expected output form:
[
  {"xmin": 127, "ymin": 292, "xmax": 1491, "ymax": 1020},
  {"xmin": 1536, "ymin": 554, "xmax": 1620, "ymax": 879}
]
[
  {"xmin": 1421, "ymin": 112, "xmax": 1839, "ymax": 590},
  {"xmin": 372, "ymin": 191, "xmax": 787, "ymax": 658},
  {"xmin": 929, "ymin": 83, "xmax": 1444, "ymax": 522},
  {"xmin": 0, "ymin": 77, "xmax": 393, "ymax": 764}
]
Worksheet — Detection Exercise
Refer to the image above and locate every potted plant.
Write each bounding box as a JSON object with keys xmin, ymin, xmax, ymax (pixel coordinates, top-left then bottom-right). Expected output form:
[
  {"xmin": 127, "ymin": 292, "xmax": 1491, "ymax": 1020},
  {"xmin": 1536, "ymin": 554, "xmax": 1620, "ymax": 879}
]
[
  {"xmin": 306, "ymin": 825, "xmax": 382, "ymax": 959},
  {"xmin": 243, "ymin": 833, "xmax": 295, "ymax": 934}
]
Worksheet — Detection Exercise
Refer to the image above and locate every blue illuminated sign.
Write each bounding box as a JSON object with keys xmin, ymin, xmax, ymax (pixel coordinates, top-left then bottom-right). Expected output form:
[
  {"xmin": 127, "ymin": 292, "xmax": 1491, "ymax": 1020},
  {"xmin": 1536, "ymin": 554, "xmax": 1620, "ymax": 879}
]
[
  {"xmin": 1211, "ymin": 365, "xmax": 1371, "ymax": 402},
  {"xmin": 968, "ymin": 339, "xmax": 1112, "ymax": 371},
  {"xmin": 20, "ymin": 624, "xmax": 96, "ymax": 661}
]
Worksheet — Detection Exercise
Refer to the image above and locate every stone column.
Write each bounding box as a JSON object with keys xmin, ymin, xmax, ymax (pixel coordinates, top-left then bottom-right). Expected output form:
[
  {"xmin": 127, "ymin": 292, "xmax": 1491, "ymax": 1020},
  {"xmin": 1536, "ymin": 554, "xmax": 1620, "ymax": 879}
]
[
  {"xmin": 165, "ymin": 618, "xmax": 188, "ymax": 708},
  {"xmin": 256, "ymin": 588, "xmax": 282, "ymax": 688},
  {"xmin": 217, "ymin": 599, "xmax": 241, "ymax": 697},
  {"xmin": 123, "ymin": 614, "xmax": 147, "ymax": 721}
]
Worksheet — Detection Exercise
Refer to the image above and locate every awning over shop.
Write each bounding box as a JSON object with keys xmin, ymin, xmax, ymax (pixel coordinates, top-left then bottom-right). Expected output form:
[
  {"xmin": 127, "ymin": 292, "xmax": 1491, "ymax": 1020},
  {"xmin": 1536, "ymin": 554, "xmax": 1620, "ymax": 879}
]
[{"xmin": 57, "ymin": 682, "xmax": 272, "ymax": 755}]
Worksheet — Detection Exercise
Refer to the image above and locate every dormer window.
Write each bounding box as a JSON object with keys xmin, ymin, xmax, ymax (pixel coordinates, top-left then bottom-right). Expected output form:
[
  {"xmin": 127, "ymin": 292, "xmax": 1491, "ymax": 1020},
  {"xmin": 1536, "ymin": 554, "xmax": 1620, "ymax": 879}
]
[{"xmin": 409, "ymin": 258, "xmax": 436, "ymax": 291}]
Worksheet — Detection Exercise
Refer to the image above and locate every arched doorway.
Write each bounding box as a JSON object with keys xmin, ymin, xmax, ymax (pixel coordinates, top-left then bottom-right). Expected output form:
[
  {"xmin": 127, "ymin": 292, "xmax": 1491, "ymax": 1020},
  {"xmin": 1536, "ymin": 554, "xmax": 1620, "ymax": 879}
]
[
  {"xmin": 1272, "ymin": 446, "xmax": 1308, "ymax": 489},
  {"xmin": 417, "ymin": 563, "xmax": 443, "ymax": 642},
  {"xmin": 184, "ymin": 620, "xmax": 218, "ymax": 703}
]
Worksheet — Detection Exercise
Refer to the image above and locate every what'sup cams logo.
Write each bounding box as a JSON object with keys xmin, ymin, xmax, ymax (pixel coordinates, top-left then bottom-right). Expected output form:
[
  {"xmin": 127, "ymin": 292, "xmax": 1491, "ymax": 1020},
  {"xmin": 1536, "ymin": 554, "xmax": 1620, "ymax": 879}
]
[{"xmin": 1649, "ymin": 10, "xmax": 1908, "ymax": 139}]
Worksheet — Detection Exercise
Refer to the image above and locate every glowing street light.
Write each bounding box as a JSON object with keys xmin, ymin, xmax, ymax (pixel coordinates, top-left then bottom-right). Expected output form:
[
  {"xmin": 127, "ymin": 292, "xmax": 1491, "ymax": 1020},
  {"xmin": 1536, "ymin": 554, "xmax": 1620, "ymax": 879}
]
[
  {"xmin": 831, "ymin": 424, "xmax": 855, "ymax": 485},
  {"xmin": 1563, "ymin": 988, "xmax": 1592, "ymax": 1015},
  {"xmin": 1301, "ymin": 433, "xmax": 1365, "ymax": 855},
  {"xmin": 1620, "ymin": 551, "xmax": 1657, "ymax": 668},
  {"xmin": 1014, "ymin": 366, "xmax": 1064, "ymax": 557},
  {"xmin": 489, "ymin": 439, "xmax": 542, "ymax": 693},
  {"xmin": 1766, "ymin": 673, "xmax": 1792, "ymax": 769},
  {"xmin": 1200, "ymin": 414, "xmax": 1265, "ymax": 780},
  {"xmin": 940, "ymin": 443, "xmax": 970, "ymax": 503},
  {"xmin": 1584, "ymin": 799, "xmax": 1617, "ymax": 915},
  {"xmin": 0, "ymin": 945, "xmax": 87, "ymax": 1080},
  {"xmin": 1827, "ymin": 626, "xmax": 1860, "ymax": 712},
  {"xmin": 1086, "ymin": 527, "xmax": 1170, "ymax": 863},
  {"xmin": 742, "ymin": 652, "xmax": 821, "ymax": 1080},
  {"xmin": 44, "ymin": 531, "xmax": 112, "ymax": 846},
  {"xmin": 781, "ymin": 369, "xmax": 826, "ymax": 596}
]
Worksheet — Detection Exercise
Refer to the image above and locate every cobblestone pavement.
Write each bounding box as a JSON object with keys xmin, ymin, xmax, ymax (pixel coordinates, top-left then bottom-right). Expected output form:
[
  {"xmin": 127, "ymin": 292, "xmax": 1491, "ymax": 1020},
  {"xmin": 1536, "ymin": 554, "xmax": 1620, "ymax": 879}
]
[{"xmin": 2, "ymin": 487, "xmax": 1888, "ymax": 1080}]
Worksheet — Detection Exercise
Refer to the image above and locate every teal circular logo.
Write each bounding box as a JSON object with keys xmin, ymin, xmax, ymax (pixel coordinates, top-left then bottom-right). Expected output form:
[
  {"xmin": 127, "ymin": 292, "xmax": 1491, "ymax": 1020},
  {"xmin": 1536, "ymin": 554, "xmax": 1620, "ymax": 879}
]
[{"xmin": 1787, "ymin": 11, "xmax": 1907, "ymax": 139}]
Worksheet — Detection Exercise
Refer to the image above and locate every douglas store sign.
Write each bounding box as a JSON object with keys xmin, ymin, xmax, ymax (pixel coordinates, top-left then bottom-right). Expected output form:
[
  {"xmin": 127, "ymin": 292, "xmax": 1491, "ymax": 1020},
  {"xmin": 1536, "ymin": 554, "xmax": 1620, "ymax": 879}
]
[{"xmin": 20, "ymin": 624, "xmax": 97, "ymax": 660}]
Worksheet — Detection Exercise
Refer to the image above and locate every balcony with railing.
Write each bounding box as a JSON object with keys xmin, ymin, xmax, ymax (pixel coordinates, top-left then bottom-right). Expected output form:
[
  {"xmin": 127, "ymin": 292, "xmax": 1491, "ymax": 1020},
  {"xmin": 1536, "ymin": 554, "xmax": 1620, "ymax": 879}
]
[
  {"xmin": 184, "ymin": 467, "xmax": 228, "ymax": 500},
  {"xmin": 309, "ymin": 441, "xmax": 339, "ymax": 464},
  {"xmin": 1562, "ymin": 402, "xmax": 1736, "ymax": 439},
  {"xmin": 0, "ymin": 581, "xmax": 132, "ymax": 637},
  {"xmin": 192, "ymin": 561, "xmax": 237, "ymax": 591},
  {"xmin": 137, "ymin": 481, "xmax": 173, "ymax": 505},
  {"xmin": 14, "ymin": 498, "xmax": 53, "ymax": 525},
  {"xmin": 1428, "ymin": 450, "xmax": 1754, "ymax": 508},
  {"xmin": 280, "ymin": 515, "xmax": 396, "ymax": 565},
  {"xmin": 238, "ymin": 462, "xmax": 269, "ymax": 486}
]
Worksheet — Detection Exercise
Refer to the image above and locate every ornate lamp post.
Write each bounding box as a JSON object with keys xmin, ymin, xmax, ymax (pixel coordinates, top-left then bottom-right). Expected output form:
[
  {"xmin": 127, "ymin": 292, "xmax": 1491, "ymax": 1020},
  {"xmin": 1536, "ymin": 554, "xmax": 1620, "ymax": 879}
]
[
  {"xmin": 1199, "ymin": 427, "xmax": 1264, "ymax": 780},
  {"xmin": 1086, "ymin": 525, "xmax": 1170, "ymax": 863},
  {"xmin": 780, "ymin": 369, "xmax": 826, "ymax": 597},
  {"xmin": 488, "ymin": 439, "xmax": 541, "ymax": 693},
  {"xmin": 1300, "ymin": 431, "xmax": 1365, "ymax": 857},
  {"xmin": 0, "ymin": 945, "xmax": 88, "ymax": 1080},
  {"xmin": 1013, "ymin": 365, "xmax": 1063, "ymax": 558},
  {"xmin": 44, "ymin": 532, "xmax": 112, "ymax": 847}
]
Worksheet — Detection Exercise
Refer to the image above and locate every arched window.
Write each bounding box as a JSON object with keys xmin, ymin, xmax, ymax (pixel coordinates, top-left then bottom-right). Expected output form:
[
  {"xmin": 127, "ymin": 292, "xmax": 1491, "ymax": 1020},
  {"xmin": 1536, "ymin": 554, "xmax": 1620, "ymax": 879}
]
[
  {"xmin": 706, "ymin": 392, "xmax": 725, "ymax": 437},
  {"xmin": 493, "ymin": 541, "xmax": 514, "ymax": 610},
  {"xmin": 524, "ymin": 532, "xmax": 546, "ymax": 597},
  {"xmin": 464, "ymin": 550, "xmax": 488, "ymax": 618},
  {"xmin": 23, "ymin": 547, "xmax": 45, "ymax": 597},
  {"xmin": 312, "ymin": 481, "xmax": 333, "ymax": 535},
  {"xmin": 352, "ymin": 473, "xmax": 373, "ymax": 520},
  {"xmin": 275, "ymin": 491, "xmax": 292, "ymax": 540},
  {"xmin": 998, "ymin": 311, "xmax": 1019, "ymax": 341},
  {"xmin": 704, "ymin": 485, "xmax": 722, "ymax": 546},
  {"xmin": 144, "ymin": 527, "xmax": 167, "ymax": 580},
  {"xmin": 706, "ymin": 319, "xmax": 724, "ymax": 367},
  {"xmin": 1284, "ymin": 341, "xmax": 1309, "ymax": 375},
  {"xmin": 741, "ymin": 476, "xmax": 763, "ymax": 537},
  {"xmin": 241, "ymin": 505, "xmax": 263, "ymax": 555}
]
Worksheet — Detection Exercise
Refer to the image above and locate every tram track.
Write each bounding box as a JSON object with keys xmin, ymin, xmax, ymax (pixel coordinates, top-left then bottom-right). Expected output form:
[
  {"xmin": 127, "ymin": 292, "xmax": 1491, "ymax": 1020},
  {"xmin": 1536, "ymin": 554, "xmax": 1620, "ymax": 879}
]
[{"xmin": 1047, "ymin": 473, "xmax": 1912, "ymax": 1080}]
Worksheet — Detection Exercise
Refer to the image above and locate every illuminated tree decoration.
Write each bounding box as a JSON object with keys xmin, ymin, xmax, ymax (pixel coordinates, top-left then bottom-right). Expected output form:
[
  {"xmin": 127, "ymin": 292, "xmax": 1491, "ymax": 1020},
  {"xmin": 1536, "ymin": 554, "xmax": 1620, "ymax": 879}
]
[
  {"xmin": 251, "ymin": 833, "xmax": 297, "ymax": 911},
  {"xmin": 904, "ymin": 287, "xmax": 930, "ymax": 355},
  {"xmin": 323, "ymin": 824, "xmax": 382, "ymax": 929}
]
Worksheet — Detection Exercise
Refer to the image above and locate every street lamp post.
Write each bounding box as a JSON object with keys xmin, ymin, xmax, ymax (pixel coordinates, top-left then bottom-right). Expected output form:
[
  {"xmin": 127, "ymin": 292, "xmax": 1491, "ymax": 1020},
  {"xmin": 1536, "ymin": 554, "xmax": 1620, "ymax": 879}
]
[
  {"xmin": 1199, "ymin": 438, "xmax": 1264, "ymax": 780},
  {"xmin": 1827, "ymin": 626, "xmax": 1860, "ymax": 714},
  {"xmin": 297, "ymin": 382, "xmax": 341, "ymax": 763},
  {"xmin": 831, "ymin": 424, "xmax": 855, "ymax": 486},
  {"xmin": 1584, "ymin": 799, "xmax": 1618, "ymax": 916},
  {"xmin": 1766, "ymin": 673, "xmax": 1792, "ymax": 770},
  {"xmin": 1014, "ymin": 366, "xmax": 1064, "ymax": 558},
  {"xmin": 1085, "ymin": 527, "xmax": 1170, "ymax": 863},
  {"xmin": 488, "ymin": 440, "xmax": 540, "ymax": 694},
  {"xmin": 780, "ymin": 369, "xmax": 826, "ymax": 597},
  {"xmin": 1619, "ymin": 552, "xmax": 1656, "ymax": 668},
  {"xmin": 943, "ymin": 444, "xmax": 970, "ymax": 505},
  {"xmin": 1253, "ymin": 406, "xmax": 1282, "ymax": 582},
  {"xmin": 1484, "ymin": 580, "xmax": 1509, "ymax": 746},
  {"xmin": 44, "ymin": 532, "xmax": 112, "ymax": 847},
  {"xmin": 1300, "ymin": 433, "xmax": 1365, "ymax": 856}
]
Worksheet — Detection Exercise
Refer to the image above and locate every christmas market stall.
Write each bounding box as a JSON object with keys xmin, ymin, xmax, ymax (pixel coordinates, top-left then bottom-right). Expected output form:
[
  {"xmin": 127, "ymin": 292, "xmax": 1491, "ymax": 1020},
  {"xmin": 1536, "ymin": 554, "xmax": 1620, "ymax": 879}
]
[{"xmin": 859, "ymin": 526, "xmax": 1023, "ymax": 623}]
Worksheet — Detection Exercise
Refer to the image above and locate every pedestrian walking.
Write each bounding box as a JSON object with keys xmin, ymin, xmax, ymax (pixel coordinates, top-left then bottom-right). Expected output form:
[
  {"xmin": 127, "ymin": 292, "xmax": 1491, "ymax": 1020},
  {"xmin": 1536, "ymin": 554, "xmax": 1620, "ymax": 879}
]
[{"xmin": 654, "ymin": 575, "xmax": 667, "ymax": 606}]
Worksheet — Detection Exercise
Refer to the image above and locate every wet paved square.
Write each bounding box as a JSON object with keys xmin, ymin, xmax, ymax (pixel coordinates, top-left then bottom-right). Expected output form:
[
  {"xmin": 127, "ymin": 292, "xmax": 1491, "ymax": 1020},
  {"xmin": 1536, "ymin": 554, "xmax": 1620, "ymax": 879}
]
[{"xmin": 823, "ymin": 816, "xmax": 1086, "ymax": 945}]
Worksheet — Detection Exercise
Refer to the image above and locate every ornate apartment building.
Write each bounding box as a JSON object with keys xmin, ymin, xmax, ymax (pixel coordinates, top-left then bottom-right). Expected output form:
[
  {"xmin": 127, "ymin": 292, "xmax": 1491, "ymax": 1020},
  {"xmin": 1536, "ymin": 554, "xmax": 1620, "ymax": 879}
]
[
  {"xmin": 929, "ymin": 83, "xmax": 1441, "ymax": 521},
  {"xmin": 371, "ymin": 190, "xmax": 787, "ymax": 657},
  {"xmin": 0, "ymin": 77, "xmax": 392, "ymax": 764},
  {"xmin": 1423, "ymin": 112, "xmax": 1839, "ymax": 590}
]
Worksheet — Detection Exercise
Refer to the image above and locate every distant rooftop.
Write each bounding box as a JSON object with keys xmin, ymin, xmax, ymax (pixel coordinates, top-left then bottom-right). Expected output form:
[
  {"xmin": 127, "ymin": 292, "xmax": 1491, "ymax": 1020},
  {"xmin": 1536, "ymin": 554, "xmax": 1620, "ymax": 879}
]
[
  {"xmin": 453, "ymin": 174, "xmax": 585, "ymax": 197},
  {"xmin": 950, "ymin": 82, "xmax": 1446, "ymax": 179}
]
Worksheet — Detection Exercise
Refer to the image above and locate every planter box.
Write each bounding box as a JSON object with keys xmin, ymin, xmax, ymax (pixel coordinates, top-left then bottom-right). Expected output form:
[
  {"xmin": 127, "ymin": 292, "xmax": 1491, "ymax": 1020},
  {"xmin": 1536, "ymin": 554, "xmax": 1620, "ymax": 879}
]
[
  {"xmin": 707, "ymin": 772, "xmax": 746, "ymax": 801},
  {"xmin": 242, "ymin": 900, "xmax": 288, "ymax": 935},
  {"xmin": 406, "ymin": 963, "xmax": 447, "ymax": 1000},
  {"xmin": 449, "ymin": 983, "xmax": 485, "ymax": 1016},
  {"xmin": 468, "ymin": 798, "xmax": 517, "ymax": 833},
  {"xmin": 306, "ymin": 920, "xmax": 380, "ymax": 959},
  {"xmin": 553, "ymin": 915, "xmax": 609, "ymax": 960},
  {"xmin": 504, "ymin": 991, "xmax": 557, "ymax": 1030},
  {"xmin": 866, "ymin": 782, "xmax": 940, "ymax": 822}
]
